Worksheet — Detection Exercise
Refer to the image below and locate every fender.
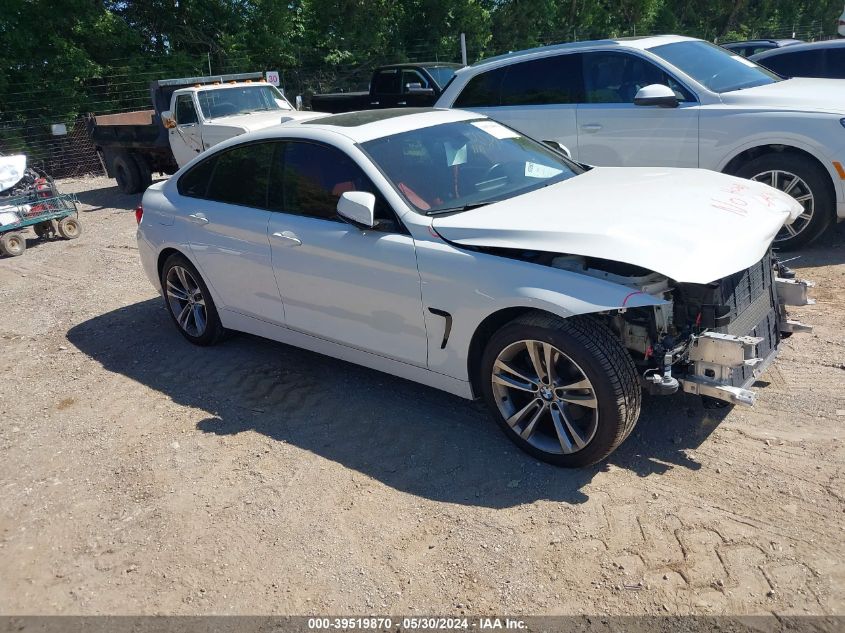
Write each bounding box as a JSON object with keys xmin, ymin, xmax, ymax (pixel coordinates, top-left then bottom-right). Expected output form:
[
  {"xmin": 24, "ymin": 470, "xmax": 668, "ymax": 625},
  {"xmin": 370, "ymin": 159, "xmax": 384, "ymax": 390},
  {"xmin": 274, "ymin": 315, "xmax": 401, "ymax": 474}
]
[{"xmin": 415, "ymin": 236, "xmax": 668, "ymax": 382}]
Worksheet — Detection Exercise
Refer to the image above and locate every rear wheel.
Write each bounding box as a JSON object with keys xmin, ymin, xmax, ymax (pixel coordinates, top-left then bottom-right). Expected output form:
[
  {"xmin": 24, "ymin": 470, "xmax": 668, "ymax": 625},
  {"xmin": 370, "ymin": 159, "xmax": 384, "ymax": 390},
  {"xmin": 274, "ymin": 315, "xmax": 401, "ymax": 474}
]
[
  {"xmin": 735, "ymin": 153, "xmax": 834, "ymax": 250},
  {"xmin": 112, "ymin": 153, "xmax": 142, "ymax": 194},
  {"xmin": 57, "ymin": 217, "xmax": 82, "ymax": 240},
  {"xmin": 132, "ymin": 153, "xmax": 153, "ymax": 190},
  {"xmin": 33, "ymin": 221, "xmax": 53, "ymax": 239},
  {"xmin": 480, "ymin": 313, "xmax": 641, "ymax": 467},
  {"xmin": 1, "ymin": 232, "xmax": 27, "ymax": 257},
  {"xmin": 160, "ymin": 253, "xmax": 225, "ymax": 346}
]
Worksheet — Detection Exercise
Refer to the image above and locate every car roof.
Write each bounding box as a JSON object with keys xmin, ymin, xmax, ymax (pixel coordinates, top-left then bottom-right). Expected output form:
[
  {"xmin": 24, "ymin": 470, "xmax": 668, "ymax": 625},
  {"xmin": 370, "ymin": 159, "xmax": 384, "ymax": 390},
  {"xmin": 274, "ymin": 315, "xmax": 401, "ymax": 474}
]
[
  {"xmin": 722, "ymin": 39, "xmax": 802, "ymax": 46},
  {"xmin": 460, "ymin": 35, "xmax": 696, "ymax": 73},
  {"xmin": 298, "ymin": 107, "xmax": 482, "ymax": 142},
  {"xmin": 750, "ymin": 38, "xmax": 845, "ymax": 60},
  {"xmin": 378, "ymin": 62, "xmax": 463, "ymax": 69}
]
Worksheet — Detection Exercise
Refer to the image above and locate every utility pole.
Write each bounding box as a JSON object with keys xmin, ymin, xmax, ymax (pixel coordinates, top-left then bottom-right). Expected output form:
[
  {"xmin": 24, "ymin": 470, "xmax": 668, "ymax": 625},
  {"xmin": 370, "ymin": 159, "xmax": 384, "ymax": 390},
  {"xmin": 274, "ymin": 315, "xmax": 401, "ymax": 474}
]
[
  {"xmin": 207, "ymin": 51, "xmax": 212, "ymax": 76},
  {"xmin": 460, "ymin": 32, "xmax": 468, "ymax": 66}
]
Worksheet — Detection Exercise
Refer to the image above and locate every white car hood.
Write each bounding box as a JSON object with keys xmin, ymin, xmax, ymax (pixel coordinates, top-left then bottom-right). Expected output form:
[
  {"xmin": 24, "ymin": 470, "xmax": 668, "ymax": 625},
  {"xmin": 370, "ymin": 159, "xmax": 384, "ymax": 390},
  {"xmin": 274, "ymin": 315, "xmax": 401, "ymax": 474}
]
[
  {"xmin": 205, "ymin": 109, "xmax": 325, "ymax": 132},
  {"xmin": 720, "ymin": 78, "xmax": 845, "ymax": 114},
  {"xmin": 0, "ymin": 155, "xmax": 26, "ymax": 193},
  {"xmin": 432, "ymin": 167, "xmax": 801, "ymax": 284}
]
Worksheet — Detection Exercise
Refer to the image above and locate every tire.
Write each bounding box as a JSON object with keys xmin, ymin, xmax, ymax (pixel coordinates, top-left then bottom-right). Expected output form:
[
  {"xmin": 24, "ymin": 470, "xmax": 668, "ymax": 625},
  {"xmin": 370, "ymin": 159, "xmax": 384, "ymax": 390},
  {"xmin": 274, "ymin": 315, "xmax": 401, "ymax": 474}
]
[
  {"xmin": 735, "ymin": 152, "xmax": 834, "ymax": 250},
  {"xmin": 33, "ymin": 221, "xmax": 53, "ymax": 239},
  {"xmin": 480, "ymin": 312, "xmax": 641, "ymax": 467},
  {"xmin": 160, "ymin": 253, "xmax": 225, "ymax": 346},
  {"xmin": 112, "ymin": 153, "xmax": 142, "ymax": 194},
  {"xmin": 132, "ymin": 153, "xmax": 153, "ymax": 190},
  {"xmin": 1, "ymin": 232, "xmax": 27, "ymax": 257},
  {"xmin": 57, "ymin": 217, "xmax": 82, "ymax": 240}
]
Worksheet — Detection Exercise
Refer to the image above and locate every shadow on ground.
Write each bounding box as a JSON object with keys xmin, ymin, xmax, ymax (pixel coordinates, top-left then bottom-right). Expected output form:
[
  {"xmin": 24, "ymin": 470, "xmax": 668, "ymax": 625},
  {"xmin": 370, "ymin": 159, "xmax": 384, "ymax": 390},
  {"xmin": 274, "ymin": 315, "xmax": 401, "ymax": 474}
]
[
  {"xmin": 71, "ymin": 176, "xmax": 167, "ymax": 212},
  {"xmin": 67, "ymin": 299, "xmax": 729, "ymax": 508},
  {"xmin": 783, "ymin": 220, "xmax": 845, "ymax": 269}
]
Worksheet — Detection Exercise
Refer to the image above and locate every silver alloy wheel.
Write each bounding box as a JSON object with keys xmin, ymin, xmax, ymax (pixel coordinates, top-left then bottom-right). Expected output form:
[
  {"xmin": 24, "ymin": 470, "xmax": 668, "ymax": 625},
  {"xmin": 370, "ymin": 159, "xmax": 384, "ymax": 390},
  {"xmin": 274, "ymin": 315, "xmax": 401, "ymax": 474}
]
[
  {"xmin": 165, "ymin": 265, "xmax": 207, "ymax": 337},
  {"xmin": 750, "ymin": 169, "xmax": 814, "ymax": 241},
  {"xmin": 491, "ymin": 339, "xmax": 599, "ymax": 455}
]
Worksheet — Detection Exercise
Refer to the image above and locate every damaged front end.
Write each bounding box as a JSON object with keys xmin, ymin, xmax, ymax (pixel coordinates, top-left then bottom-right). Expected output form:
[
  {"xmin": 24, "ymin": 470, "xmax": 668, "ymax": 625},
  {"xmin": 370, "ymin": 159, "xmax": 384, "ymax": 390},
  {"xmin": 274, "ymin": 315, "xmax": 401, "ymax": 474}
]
[{"xmin": 553, "ymin": 252, "xmax": 814, "ymax": 407}]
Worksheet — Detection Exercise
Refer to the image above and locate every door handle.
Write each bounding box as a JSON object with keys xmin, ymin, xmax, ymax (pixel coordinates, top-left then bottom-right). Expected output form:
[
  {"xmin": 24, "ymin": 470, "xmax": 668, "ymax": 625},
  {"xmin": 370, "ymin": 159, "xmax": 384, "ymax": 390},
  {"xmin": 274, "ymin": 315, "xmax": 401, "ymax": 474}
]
[
  {"xmin": 370, "ymin": 101, "xmax": 380, "ymax": 106},
  {"xmin": 397, "ymin": 101, "xmax": 407, "ymax": 105},
  {"xmin": 272, "ymin": 231, "xmax": 302, "ymax": 246},
  {"xmin": 580, "ymin": 123, "xmax": 603, "ymax": 133},
  {"xmin": 187, "ymin": 213, "xmax": 208, "ymax": 224}
]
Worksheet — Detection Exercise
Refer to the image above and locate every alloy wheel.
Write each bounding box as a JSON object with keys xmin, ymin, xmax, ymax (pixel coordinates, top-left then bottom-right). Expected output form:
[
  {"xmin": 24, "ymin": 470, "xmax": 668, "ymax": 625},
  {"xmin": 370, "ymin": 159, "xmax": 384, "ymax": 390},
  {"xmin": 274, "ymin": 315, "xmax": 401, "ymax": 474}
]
[
  {"xmin": 491, "ymin": 339, "xmax": 599, "ymax": 455},
  {"xmin": 750, "ymin": 169, "xmax": 814, "ymax": 242},
  {"xmin": 165, "ymin": 265, "xmax": 207, "ymax": 337}
]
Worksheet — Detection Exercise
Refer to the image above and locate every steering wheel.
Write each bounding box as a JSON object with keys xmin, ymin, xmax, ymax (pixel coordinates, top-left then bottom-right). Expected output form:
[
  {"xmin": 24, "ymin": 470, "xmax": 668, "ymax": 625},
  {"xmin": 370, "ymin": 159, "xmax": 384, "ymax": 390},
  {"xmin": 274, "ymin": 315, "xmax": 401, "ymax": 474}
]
[{"xmin": 211, "ymin": 102, "xmax": 239, "ymax": 117}]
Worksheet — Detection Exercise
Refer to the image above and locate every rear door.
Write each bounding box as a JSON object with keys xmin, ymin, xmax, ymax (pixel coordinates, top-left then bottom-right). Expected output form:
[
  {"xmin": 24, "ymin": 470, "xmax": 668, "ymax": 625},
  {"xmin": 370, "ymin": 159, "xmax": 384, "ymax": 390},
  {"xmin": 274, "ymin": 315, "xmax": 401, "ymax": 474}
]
[
  {"xmin": 453, "ymin": 53, "xmax": 583, "ymax": 158},
  {"xmin": 177, "ymin": 142, "xmax": 283, "ymax": 323},
  {"xmin": 266, "ymin": 140, "xmax": 428, "ymax": 366},
  {"xmin": 370, "ymin": 69, "xmax": 402, "ymax": 108},
  {"xmin": 576, "ymin": 51, "xmax": 699, "ymax": 167}
]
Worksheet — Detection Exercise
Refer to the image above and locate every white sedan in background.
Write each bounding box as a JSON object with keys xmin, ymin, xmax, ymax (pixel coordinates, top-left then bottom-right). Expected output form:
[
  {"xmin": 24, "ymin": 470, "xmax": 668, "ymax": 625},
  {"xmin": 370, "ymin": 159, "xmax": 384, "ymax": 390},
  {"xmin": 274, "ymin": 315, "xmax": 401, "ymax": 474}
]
[{"xmin": 136, "ymin": 109, "xmax": 812, "ymax": 467}]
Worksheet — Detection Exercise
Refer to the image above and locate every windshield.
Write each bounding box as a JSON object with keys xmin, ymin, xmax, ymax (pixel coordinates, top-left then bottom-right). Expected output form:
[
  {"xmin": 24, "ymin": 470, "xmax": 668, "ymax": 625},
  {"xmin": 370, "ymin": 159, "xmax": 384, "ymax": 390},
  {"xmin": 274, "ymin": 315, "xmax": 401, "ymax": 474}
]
[
  {"xmin": 423, "ymin": 65, "xmax": 458, "ymax": 89},
  {"xmin": 196, "ymin": 85, "xmax": 292, "ymax": 118},
  {"xmin": 649, "ymin": 40, "xmax": 782, "ymax": 93},
  {"xmin": 361, "ymin": 119, "xmax": 582, "ymax": 215}
]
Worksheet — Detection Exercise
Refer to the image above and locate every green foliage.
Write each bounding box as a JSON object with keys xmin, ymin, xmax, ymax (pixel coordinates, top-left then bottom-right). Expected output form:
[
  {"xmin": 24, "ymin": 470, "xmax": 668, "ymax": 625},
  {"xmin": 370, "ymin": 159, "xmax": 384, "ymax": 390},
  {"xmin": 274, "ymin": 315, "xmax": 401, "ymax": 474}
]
[{"xmin": 0, "ymin": 0, "xmax": 842, "ymax": 151}]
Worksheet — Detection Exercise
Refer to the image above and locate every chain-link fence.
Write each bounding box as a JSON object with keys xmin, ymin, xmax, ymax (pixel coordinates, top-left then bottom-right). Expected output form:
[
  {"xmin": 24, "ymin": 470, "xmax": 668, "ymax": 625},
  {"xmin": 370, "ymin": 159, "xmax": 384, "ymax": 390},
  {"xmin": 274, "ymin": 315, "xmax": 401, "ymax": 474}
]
[{"xmin": 0, "ymin": 20, "xmax": 837, "ymax": 179}]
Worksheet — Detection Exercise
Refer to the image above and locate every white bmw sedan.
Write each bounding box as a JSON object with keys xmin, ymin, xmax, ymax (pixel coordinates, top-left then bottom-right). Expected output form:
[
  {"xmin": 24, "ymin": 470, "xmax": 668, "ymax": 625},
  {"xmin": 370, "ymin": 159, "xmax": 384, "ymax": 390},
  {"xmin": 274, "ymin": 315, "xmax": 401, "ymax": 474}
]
[{"xmin": 137, "ymin": 108, "xmax": 811, "ymax": 467}]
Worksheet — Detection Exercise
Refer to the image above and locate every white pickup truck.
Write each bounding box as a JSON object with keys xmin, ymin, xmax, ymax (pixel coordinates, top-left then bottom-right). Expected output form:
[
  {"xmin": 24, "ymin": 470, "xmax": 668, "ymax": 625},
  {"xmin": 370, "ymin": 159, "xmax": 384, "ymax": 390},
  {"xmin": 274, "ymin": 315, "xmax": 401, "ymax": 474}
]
[{"xmin": 87, "ymin": 72, "xmax": 322, "ymax": 193}]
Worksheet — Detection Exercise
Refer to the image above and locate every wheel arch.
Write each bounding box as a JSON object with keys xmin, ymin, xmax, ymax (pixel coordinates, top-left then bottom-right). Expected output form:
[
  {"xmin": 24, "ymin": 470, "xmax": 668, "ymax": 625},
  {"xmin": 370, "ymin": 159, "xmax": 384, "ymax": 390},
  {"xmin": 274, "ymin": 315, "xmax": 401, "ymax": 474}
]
[
  {"xmin": 720, "ymin": 143, "xmax": 838, "ymax": 203},
  {"xmin": 466, "ymin": 305, "xmax": 624, "ymax": 399}
]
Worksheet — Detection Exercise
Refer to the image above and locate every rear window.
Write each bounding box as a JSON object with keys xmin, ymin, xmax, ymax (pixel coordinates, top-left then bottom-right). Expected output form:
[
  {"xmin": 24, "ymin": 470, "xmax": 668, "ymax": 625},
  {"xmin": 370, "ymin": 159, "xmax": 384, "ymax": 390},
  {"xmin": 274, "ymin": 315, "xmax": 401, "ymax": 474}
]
[
  {"xmin": 177, "ymin": 156, "xmax": 216, "ymax": 198},
  {"xmin": 453, "ymin": 67, "xmax": 507, "ymax": 107},
  {"xmin": 178, "ymin": 142, "xmax": 276, "ymax": 208}
]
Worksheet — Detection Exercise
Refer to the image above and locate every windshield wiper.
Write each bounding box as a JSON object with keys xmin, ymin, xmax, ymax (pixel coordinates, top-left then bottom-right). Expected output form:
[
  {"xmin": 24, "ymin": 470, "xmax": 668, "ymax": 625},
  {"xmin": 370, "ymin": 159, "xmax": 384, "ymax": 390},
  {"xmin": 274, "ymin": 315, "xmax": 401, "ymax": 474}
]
[{"xmin": 426, "ymin": 201, "xmax": 499, "ymax": 216}]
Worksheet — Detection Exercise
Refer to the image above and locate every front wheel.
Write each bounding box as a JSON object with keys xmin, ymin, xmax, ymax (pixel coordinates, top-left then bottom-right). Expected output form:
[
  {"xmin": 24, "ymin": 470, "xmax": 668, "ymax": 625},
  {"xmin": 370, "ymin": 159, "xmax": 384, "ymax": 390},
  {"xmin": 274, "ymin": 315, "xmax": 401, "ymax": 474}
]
[
  {"xmin": 480, "ymin": 313, "xmax": 641, "ymax": 467},
  {"xmin": 735, "ymin": 153, "xmax": 834, "ymax": 250},
  {"xmin": 0, "ymin": 232, "xmax": 26, "ymax": 257},
  {"xmin": 160, "ymin": 253, "xmax": 225, "ymax": 346}
]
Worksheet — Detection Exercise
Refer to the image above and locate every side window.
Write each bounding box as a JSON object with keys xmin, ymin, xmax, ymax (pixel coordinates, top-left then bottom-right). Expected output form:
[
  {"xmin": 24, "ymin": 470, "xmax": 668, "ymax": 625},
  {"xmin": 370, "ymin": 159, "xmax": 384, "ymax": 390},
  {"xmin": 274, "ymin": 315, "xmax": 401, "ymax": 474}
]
[
  {"xmin": 372, "ymin": 70, "xmax": 401, "ymax": 95},
  {"xmin": 453, "ymin": 67, "xmax": 507, "ymax": 107},
  {"xmin": 401, "ymin": 69, "xmax": 430, "ymax": 93},
  {"xmin": 582, "ymin": 52, "xmax": 694, "ymax": 104},
  {"xmin": 204, "ymin": 143, "xmax": 275, "ymax": 207},
  {"xmin": 177, "ymin": 156, "xmax": 217, "ymax": 198},
  {"xmin": 270, "ymin": 142, "xmax": 398, "ymax": 230},
  {"xmin": 175, "ymin": 95, "xmax": 198, "ymax": 125},
  {"xmin": 760, "ymin": 50, "xmax": 822, "ymax": 78},
  {"xmin": 500, "ymin": 54, "xmax": 583, "ymax": 105},
  {"xmin": 822, "ymin": 48, "xmax": 845, "ymax": 78}
]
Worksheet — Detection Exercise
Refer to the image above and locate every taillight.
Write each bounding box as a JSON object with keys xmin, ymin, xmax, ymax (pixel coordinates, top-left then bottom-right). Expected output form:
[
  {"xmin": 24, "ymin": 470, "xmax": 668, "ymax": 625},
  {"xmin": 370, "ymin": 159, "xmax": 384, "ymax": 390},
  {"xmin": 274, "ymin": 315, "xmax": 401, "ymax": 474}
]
[{"xmin": 135, "ymin": 205, "xmax": 143, "ymax": 225}]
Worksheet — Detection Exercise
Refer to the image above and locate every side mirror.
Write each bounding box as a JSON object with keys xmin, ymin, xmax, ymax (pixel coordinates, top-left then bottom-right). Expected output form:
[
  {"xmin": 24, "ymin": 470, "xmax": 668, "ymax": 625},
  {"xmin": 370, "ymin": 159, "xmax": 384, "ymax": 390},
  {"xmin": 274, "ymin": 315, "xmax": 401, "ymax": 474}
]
[
  {"xmin": 542, "ymin": 140, "xmax": 572, "ymax": 158},
  {"xmin": 633, "ymin": 84, "xmax": 679, "ymax": 108},
  {"xmin": 161, "ymin": 110, "xmax": 176, "ymax": 129},
  {"xmin": 337, "ymin": 191, "xmax": 376, "ymax": 229}
]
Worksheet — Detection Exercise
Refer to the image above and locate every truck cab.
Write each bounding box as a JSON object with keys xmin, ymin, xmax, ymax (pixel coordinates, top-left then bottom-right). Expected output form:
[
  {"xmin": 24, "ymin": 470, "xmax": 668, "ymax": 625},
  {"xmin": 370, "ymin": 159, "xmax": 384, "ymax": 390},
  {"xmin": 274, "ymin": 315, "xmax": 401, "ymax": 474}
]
[{"xmin": 161, "ymin": 79, "xmax": 322, "ymax": 167}]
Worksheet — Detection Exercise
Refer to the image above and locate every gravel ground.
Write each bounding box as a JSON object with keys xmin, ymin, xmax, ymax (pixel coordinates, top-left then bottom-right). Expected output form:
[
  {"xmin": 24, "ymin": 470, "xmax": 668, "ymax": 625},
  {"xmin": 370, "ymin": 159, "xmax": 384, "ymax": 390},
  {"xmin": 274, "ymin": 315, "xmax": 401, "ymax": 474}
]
[{"xmin": 0, "ymin": 175, "xmax": 843, "ymax": 616}]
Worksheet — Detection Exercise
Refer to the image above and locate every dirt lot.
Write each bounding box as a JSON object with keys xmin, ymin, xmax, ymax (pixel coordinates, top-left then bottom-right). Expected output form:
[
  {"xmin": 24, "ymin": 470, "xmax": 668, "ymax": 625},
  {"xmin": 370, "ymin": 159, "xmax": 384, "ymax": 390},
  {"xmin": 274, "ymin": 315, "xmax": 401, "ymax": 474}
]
[{"xmin": 0, "ymin": 175, "xmax": 843, "ymax": 616}]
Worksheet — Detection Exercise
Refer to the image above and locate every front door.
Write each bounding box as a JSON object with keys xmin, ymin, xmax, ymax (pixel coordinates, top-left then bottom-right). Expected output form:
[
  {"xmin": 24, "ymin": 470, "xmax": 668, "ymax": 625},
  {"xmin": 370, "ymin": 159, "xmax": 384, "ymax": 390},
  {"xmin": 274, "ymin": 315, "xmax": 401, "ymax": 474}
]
[
  {"xmin": 266, "ymin": 140, "xmax": 429, "ymax": 366},
  {"xmin": 170, "ymin": 94, "xmax": 204, "ymax": 167},
  {"xmin": 576, "ymin": 51, "xmax": 700, "ymax": 167}
]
